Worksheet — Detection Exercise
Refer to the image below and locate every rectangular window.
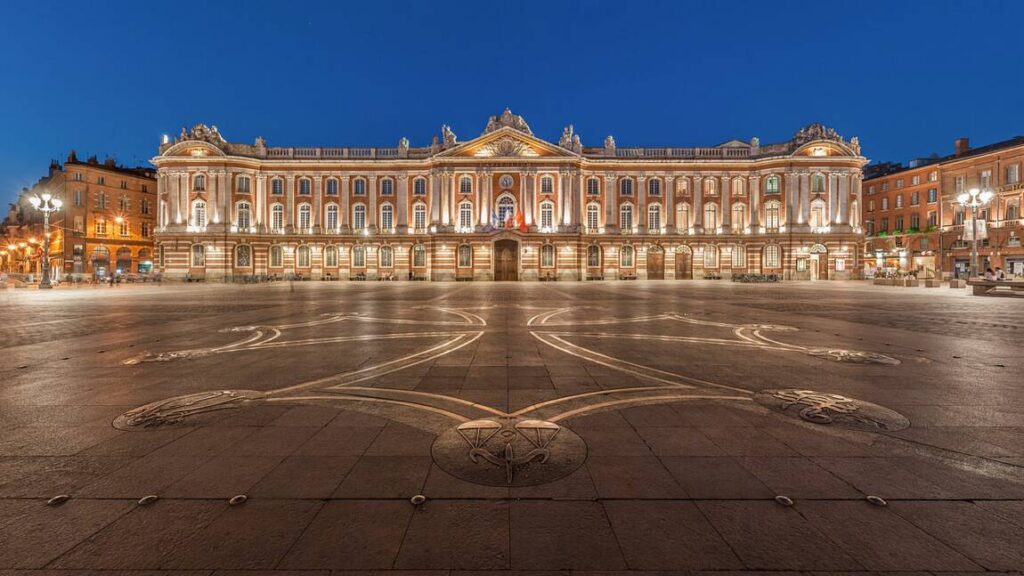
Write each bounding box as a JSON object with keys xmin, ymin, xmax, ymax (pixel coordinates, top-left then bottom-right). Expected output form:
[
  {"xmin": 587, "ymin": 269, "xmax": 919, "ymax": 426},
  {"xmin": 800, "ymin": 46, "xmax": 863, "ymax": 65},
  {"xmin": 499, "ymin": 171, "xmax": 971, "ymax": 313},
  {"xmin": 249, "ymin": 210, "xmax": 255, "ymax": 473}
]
[
  {"xmin": 764, "ymin": 245, "xmax": 780, "ymax": 268},
  {"xmin": 910, "ymin": 192, "xmax": 919, "ymax": 206},
  {"xmin": 868, "ymin": 185, "xmax": 875, "ymax": 195},
  {"xmin": 881, "ymin": 218, "xmax": 889, "ymax": 232},
  {"xmin": 910, "ymin": 214, "xmax": 920, "ymax": 229},
  {"xmin": 95, "ymin": 218, "xmax": 107, "ymax": 235},
  {"xmin": 895, "ymin": 195, "xmax": 903, "ymax": 208},
  {"xmin": 141, "ymin": 184, "xmax": 148, "ymax": 193},
  {"xmin": 120, "ymin": 220, "xmax": 129, "ymax": 236},
  {"xmin": 911, "ymin": 175, "xmax": 920, "ymax": 185},
  {"xmin": 895, "ymin": 179, "xmax": 904, "ymax": 189},
  {"xmin": 866, "ymin": 220, "xmax": 875, "ymax": 236},
  {"xmin": 955, "ymin": 176, "xmax": 965, "ymax": 193},
  {"xmin": 587, "ymin": 178, "xmax": 599, "ymax": 196},
  {"xmin": 74, "ymin": 172, "xmax": 83, "ymax": 182},
  {"xmin": 141, "ymin": 199, "xmax": 150, "ymax": 214},
  {"xmin": 238, "ymin": 177, "xmax": 251, "ymax": 193},
  {"xmin": 120, "ymin": 180, "xmax": 127, "ymax": 189},
  {"xmin": 97, "ymin": 192, "xmax": 107, "ymax": 209},
  {"xmin": 141, "ymin": 222, "xmax": 150, "ymax": 237},
  {"xmin": 74, "ymin": 216, "xmax": 84, "ymax": 232},
  {"xmin": 929, "ymin": 171, "xmax": 938, "ymax": 182},
  {"xmin": 1007, "ymin": 164, "xmax": 1020, "ymax": 184},
  {"xmin": 895, "ymin": 216, "xmax": 904, "ymax": 231},
  {"xmin": 928, "ymin": 188, "xmax": 938, "ymax": 203},
  {"xmin": 97, "ymin": 176, "xmax": 105, "ymax": 185},
  {"xmin": 74, "ymin": 190, "xmax": 83, "ymax": 206},
  {"xmin": 881, "ymin": 182, "xmax": 889, "ymax": 192},
  {"xmin": 459, "ymin": 203, "xmax": 472, "ymax": 230},
  {"xmin": 868, "ymin": 200, "xmax": 875, "ymax": 212},
  {"xmin": 980, "ymin": 170, "xmax": 991, "ymax": 189},
  {"xmin": 927, "ymin": 211, "xmax": 937, "ymax": 227},
  {"xmin": 881, "ymin": 198, "xmax": 889, "ymax": 210}
]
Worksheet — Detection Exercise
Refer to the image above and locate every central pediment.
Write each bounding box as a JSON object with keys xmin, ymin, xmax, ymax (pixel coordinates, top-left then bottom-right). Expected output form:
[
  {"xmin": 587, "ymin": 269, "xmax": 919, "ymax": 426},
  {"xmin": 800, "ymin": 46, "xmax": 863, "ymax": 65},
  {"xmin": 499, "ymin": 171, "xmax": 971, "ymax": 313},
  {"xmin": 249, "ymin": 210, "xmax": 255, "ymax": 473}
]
[{"xmin": 434, "ymin": 126, "xmax": 578, "ymax": 159}]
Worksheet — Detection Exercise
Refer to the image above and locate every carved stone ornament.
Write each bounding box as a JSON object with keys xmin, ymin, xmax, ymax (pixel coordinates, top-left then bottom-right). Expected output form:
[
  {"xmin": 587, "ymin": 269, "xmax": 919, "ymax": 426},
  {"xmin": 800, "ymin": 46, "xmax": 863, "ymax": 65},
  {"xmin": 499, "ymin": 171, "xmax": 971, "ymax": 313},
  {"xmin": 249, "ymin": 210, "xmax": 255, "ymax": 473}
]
[
  {"xmin": 754, "ymin": 388, "xmax": 910, "ymax": 432},
  {"xmin": 176, "ymin": 123, "xmax": 228, "ymax": 147},
  {"xmin": 794, "ymin": 123, "xmax": 843, "ymax": 144},
  {"xmin": 480, "ymin": 137, "xmax": 538, "ymax": 158},
  {"xmin": 482, "ymin": 107, "xmax": 533, "ymax": 136}
]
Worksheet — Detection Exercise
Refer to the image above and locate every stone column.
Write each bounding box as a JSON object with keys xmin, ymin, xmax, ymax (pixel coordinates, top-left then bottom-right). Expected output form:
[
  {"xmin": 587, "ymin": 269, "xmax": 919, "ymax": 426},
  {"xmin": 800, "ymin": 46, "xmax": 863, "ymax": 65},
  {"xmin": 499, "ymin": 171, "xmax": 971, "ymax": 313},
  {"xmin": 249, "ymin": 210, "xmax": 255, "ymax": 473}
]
[
  {"xmin": 828, "ymin": 173, "xmax": 838, "ymax": 225},
  {"xmin": 430, "ymin": 171, "xmax": 441, "ymax": 225},
  {"xmin": 693, "ymin": 176, "xmax": 704, "ymax": 233},
  {"xmin": 340, "ymin": 176, "xmax": 351, "ymax": 233},
  {"xmin": 799, "ymin": 172, "xmax": 810, "ymax": 228},
  {"xmin": 368, "ymin": 174, "xmax": 378, "ymax": 231},
  {"xmin": 557, "ymin": 171, "xmax": 566, "ymax": 227},
  {"xmin": 665, "ymin": 176, "xmax": 675, "ymax": 233},
  {"xmin": 256, "ymin": 175, "xmax": 266, "ymax": 229},
  {"xmin": 784, "ymin": 172, "xmax": 798, "ymax": 226},
  {"xmin": 220, "ymin": 172, "xmax": 230, "ymax": 226},
  {"xmin": 721, "ymin": 176, "xmax": 732, "ymax": 232},
  {"xmin": 397, "ymin": 175, "xmax": 409, "ymax": 233},
  {"xmin": 853, "ymin": 174, "xmax": 863, "ymax": 228},
  {"xmin": 838, "ymin": 173, "xmax": 850, "ymax": 226},
  {"xmin": 285, "ymin": 175, "xmax": 295, "ymax": 232},
  {"xmin": 313, "ymin": 175, "xmax": 323, "ymax": 231},
  {"xmin": 604, "ymin": 174, "xmax": 618, "ymax": 232},
  {"xmin": 440, "ymin": 171, "xmax": 450, "ymax": 226},
  {"xmin": 481, "ymin": 170, "xmax": 492, "ymax": 227},
  {"xmin": 636, "ymin": 176, "xmax": 647, "ymax": 233},
  {"xmin": 575, "ymin": 172, "xmax": 584, "ymax": 227},
  {"xmin": 524, "ymin": 170, "xmax": 535, "ymax": 226},
  {"xmin": 750, "ymin": 176, "xmax": 761, "ymax": 228}
]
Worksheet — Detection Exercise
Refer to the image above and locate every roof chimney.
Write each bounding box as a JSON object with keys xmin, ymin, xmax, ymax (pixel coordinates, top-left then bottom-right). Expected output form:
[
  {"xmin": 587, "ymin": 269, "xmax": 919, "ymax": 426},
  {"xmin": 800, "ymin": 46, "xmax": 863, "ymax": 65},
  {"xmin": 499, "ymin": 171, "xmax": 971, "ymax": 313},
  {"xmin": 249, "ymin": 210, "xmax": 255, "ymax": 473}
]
[{"xmin": 955, "ymin": 137, "xmax": 970, "ymax": 157}]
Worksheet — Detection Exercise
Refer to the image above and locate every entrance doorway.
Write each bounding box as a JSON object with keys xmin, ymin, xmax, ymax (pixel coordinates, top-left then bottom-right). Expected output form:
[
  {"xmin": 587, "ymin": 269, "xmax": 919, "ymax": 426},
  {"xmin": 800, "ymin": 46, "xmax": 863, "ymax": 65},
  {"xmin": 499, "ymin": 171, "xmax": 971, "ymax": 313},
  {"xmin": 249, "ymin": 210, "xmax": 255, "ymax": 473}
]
[
  {"xmin": 809, "ymin": 244, "xmax": 828, "ymax": 281},
  {"xmin": 647, "ymin": 246, "xmax": 665, "ymax": 279},
  {"xmin": 675, "ymin": 247, "xmax": 692, "ymax": 279},
  {"xmin": 494, "ymin": 239, "xmax": 519, "ymax": 281}
]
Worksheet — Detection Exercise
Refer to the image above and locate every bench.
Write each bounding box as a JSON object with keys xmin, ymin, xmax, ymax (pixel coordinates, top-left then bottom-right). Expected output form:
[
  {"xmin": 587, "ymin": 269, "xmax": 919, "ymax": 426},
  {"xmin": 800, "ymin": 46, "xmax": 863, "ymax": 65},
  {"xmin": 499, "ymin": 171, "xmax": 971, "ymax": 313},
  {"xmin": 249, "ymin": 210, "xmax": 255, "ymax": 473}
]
[{"xmin": 967, "ymin": 280, "xmax": 1024, "ymax": 296}]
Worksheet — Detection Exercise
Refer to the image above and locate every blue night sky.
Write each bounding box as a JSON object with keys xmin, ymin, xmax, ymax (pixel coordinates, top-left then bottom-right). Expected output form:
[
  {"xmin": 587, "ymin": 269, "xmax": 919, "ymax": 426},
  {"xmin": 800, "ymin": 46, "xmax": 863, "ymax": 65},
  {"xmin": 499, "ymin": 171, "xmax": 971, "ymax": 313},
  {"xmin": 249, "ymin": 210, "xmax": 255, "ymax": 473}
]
[{"xmin": 2, "ymin": 0, "xmax": 1023, "ymax": 205}]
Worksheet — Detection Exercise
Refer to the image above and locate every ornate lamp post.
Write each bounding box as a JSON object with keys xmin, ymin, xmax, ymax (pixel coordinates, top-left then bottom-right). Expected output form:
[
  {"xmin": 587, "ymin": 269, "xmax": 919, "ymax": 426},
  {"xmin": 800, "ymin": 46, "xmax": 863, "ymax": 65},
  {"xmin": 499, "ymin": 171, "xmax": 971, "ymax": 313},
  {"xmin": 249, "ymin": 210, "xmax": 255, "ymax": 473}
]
[
  {"xmin": 956, "ymin": 187, "xmax": 993, "ymax": 279},
  {"xmin": 28, "ymin": 193, "xmax": 63, "ymax": 289}
]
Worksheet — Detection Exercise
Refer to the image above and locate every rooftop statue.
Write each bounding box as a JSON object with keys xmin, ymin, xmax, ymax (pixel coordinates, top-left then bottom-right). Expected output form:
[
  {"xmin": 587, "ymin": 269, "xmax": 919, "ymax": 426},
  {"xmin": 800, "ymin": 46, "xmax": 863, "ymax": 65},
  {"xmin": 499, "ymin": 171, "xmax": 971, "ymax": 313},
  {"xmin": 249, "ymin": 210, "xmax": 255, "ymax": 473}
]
[{"xmin": 483, "ymin": 107, "xmax": 533, "ymax": 136}]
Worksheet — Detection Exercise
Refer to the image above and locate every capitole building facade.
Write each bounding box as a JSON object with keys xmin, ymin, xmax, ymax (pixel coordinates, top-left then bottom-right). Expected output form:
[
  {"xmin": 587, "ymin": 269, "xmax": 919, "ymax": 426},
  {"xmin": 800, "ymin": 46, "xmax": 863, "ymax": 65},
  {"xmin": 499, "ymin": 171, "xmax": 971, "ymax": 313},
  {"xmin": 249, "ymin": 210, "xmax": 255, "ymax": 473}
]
[{"xmin": 151, "ymin": 109, "xmax": 867, "ymax": 282}]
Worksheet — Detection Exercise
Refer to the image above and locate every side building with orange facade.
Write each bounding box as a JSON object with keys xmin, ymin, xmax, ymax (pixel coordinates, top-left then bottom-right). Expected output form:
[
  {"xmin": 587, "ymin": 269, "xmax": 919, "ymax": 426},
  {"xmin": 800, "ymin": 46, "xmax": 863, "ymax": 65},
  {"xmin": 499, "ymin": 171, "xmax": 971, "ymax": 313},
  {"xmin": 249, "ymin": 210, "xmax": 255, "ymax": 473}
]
[
  {"xmin": 2, "ymin": 153, "xmax": 158, "ymax": 280},
  {"xmin": 863, "ymin": 136, "xmax": 1024, "ymax": 278},
  {"xmin": 151, "ymin": 110, "xmax": 868, "ymax": 282}
]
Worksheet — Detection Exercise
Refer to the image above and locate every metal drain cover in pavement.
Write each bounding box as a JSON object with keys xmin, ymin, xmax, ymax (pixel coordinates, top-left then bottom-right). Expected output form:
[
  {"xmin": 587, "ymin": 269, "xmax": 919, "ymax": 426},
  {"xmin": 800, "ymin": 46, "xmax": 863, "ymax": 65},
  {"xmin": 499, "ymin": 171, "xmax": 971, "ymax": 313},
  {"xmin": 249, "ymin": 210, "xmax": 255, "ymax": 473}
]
[
  {"xmin": 755, "ymin": 388, "xmax": 910, "ymax": 432},
  {"xmin": 432, "ymin": 418, "xmax": 587, "ymax": 486}
]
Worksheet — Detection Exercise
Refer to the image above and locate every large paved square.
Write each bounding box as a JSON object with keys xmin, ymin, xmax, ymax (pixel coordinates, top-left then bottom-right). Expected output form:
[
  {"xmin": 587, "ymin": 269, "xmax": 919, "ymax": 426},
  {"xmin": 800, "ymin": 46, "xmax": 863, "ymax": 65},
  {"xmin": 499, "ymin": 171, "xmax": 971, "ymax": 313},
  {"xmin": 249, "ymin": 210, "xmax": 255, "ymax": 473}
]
[{"xmin": 2, "ymin": 281, "xmax": 1023, "ymax": 573}]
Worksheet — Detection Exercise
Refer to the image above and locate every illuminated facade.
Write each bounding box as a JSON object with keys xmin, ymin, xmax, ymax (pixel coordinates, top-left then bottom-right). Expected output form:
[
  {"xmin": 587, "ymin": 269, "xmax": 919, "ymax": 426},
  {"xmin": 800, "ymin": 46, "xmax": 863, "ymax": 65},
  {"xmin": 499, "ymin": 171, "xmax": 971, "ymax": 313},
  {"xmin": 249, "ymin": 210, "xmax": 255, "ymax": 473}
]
[{"xmin": 152, "ymin": 109, "xmax": 867, "ymax": 281}]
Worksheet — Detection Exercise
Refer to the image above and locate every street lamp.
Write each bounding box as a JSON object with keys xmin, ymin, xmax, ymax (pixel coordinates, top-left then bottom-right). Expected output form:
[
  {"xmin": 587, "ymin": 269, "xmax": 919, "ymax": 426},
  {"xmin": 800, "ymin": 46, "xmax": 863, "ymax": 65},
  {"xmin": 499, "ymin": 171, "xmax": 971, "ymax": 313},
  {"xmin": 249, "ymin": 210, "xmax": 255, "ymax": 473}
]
[
  {"xmin": 28, "ymin": 192, "xmax": 63, "ymax": 289},
  {"xmin": 956, "ymin": 187, "xmax": 994, "ymax": 279}
]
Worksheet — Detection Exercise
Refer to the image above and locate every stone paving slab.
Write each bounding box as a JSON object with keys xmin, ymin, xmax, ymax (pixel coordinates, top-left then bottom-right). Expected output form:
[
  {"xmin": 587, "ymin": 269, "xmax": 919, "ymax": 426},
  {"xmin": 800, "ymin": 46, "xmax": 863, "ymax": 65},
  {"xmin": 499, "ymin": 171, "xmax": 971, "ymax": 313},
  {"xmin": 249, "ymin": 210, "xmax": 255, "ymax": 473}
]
[{"xmin": 1, "ymin": 281, "xmax": 1023, "ymax": 573}]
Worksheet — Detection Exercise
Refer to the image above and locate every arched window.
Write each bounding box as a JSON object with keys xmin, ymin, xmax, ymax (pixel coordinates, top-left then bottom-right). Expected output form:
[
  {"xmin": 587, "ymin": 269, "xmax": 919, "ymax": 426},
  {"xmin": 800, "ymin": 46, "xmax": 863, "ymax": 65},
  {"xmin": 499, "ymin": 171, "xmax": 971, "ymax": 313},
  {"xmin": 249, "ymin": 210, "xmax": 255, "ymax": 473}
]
[
  {"xmin": 809, "ymin": 200, "xmax": 827, "ymax": 228},
  {"xmin": 414, "ymin": 177, "xmax": 426, "ymax": 196},
  {"xmin": 620, "ymin": 178, "xmax": 634, "ymax": 196},
  {"xmin": 496, "ymin": 195, "xmax": 515, "ymax": 225},
  {"xmin": 324, "ymin": 245, "xmax": 338, "ymax": 267},
  {"xmin": 352, "ymin": 245, "xmax": 366, "ymax": 267},
  {"xmin": 381, "ymin": 178, "xmax": 394, "ymax": 196},
  {"xmin": 353, "ymin": 204, "xmax": 367, "ymax": 230},
  {"xmin": 586, "ymin": 203, "xmax": 600, "ymax": 231},
  {"xmin": 703, "ymin": 245, "xmax": 718, "ymax": 268},
  {"xmin": 353, "ymin": 178, "xmax": 366, "ymax": 196},
  {"xmin": 764, "ymin": 244, "xmax": 781, "ymax": 268},
  {"xmin": 731, "ymin": 204, "xmax": 746, "ymax": 229},
  {"xmin": 296, "ymin": 245, "xmax": 310, "ymax": 267},
  {"xmin": 765, "ymin": 176, "xmax": 780, "ymax": 195},
  {"xmin": 380, "ymin": 204, "xmax": 394, "ymax": 231},
  {"xmin": 1006, "ymin": 203, "xmax": 1018, "ymax": 221},
  {"xmin": 271, "ymin": 204, "xmax": 284, "ymax": 232},
  {"xmin": 193, "ymin": 174, "xmax": 206, "ymax": 191},
  {"xmin": 765, "ymin": 201, "xmax": 781, "ymax": 229},
  {"xmin": 587, "ymin": 178, "xmax": 600, "ymax": 196},
  {"xmin": 271, "ymin": 178, "xmax": 284, "ymax": 195},
  {"xmin": 191, "ymin": 244, "xmax": 205, "ymax": 267},
  {"xmin": 413, "ymin": 244, "xmax": 426, "ymax": 267},
  {"xmin": 678, "ymin": 178, "xmax": 689, "ymax": 195},
  {"xmin": 325, "ymin": 204, "xmax": 339, "ymax": 231},
  {"xmin": 648, "ymin": 179, "xmax": 661, "ymax": 196},
  {"xmin": 237, "ymin": 202, "xmax": 251, "ymax": 229},
  {"xmin": 379, "ymin": 245, "xmax": 394, "ymax": 268},
  {"xmin": 676, "ymin": 203, "xmax": 691, "ymax": 230},
  {"xmin": 705, "ymin": 178, "xmax": 717, "ymax": 195},
  {"xmin": 459, "ymin": 176, "xmax": 473, "ymax": 194},
  {"xmin": 732, "ymin": 177, "xmax": 745, "ymax": 196},
  {"xmin": 732, "ymin": 245, "xmax": 745, "ymax": 268},
  {"xmin": 458, "ymin": 244, "xmax": 472, "ymax": 268},
  {"xmin": 459, "ymin": 201, "xmax": 473, "ymax": 231},
  {"xmin": 326, "ymin": 178, "xmax": 339, "ymax": 196},
  {"xmin": 620, "ymin": 245, "xmax": 634, "ymax": 268},
  {"xmin": 811, "ymin": 173, "xmax": 826, "ymax": 193},
  {"xmin": 297, "ymin": 203, "xmax": 311, "ymax": 230},
  {"xmin": 620, "ymin": 204, "xmax": 634, "ymax": 230},
  {"xmin": 116, "ymin": 247, "xmax": 132, "ymax": 273},
  {"xmin": 648, "ymin": 204, "xmax": 661, "ymax": 231},
  {"xmin": 192, "ymin": 201, "xmax": 207, "ymax": 228},
  {"xmin": 298, "ymin": 178, "xmax": 311, "ymax": 196},
  {"xmin": 703, "ymin": 203, "xmax": 718, "ymax": 230},
  {"xmin": 587, "ymin": 244, "xmax": 601, "ymax": 267},
  {"xmin": 237, "ymin": 176, "xmax": 251, "ymax": 193},
  {"xmin": 540, "ymin": 201, "xmax": 554, "ymax": 230},
  {"xmin": 540, "ymin": 176, "xmax": 554, "ymax": 194},
  {"xmin": 413, "ymin": 203, "xmax": 427, "ymax": 230},
  {"xmin": 269, "ymin": 245, "xmax": 283, "ymax": 267},
  {"xmin": 541, "ymin": 244, "xmax": 555, "ymax": 268}
]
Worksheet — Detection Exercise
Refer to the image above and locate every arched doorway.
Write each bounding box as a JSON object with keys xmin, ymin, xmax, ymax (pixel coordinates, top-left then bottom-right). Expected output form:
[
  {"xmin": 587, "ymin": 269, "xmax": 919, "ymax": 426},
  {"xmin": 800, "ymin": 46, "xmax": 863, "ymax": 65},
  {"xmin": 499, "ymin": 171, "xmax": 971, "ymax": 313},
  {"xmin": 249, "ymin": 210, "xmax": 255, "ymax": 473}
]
[
  {"xmin": 809, "ymin": 243, "xmax": 828, "ymax": 281},
  {"xmin": 674, "ymin": 246, "xmax": 692, "ymax": 279},
  {"xmin": 91, "ymin": 246, "xmax": 110, "ymax": 277},
  {"xmin": 115, "ymin": 247, "xmax": 132, "ymax": 275},
  {"xmin": 494, "ymin": 239, "xmax": 518, "ymax": 281},
  {"xmin": 646, "ymin": 245, "xmax": 665, "ymax": 279}
]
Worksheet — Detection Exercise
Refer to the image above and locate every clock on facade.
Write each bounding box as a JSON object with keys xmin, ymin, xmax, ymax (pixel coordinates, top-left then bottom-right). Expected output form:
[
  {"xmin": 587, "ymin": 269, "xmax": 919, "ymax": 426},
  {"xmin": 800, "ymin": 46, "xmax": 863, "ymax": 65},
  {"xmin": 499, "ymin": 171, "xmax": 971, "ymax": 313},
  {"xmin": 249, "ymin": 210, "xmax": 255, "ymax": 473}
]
[{"xmin": 499, "ymin": 174, "xmax": 514, "ymax": 189}]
